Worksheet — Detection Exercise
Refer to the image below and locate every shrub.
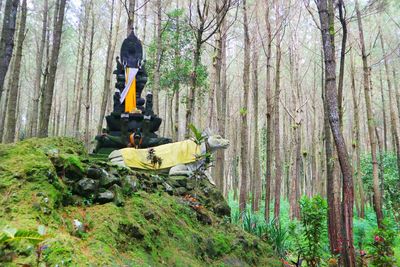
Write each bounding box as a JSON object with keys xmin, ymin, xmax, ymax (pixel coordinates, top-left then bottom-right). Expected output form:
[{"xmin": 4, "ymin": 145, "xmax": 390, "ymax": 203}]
[
  {"xmin": 299, "ymin": 195, "xmax": 327, "ymax": 267},
  {"xmin": 369, "ymin": 219, "xmax": 396, "ymax": 267},
  {"xmin": 265, "ymin": 218, "xmax": 288, "ymax": 258}
]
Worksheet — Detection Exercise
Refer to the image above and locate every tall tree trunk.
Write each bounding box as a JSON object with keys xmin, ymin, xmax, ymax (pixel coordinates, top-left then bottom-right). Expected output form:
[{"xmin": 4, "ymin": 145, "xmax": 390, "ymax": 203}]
[
  {"xmin": 213, "ymin": 8, "xmax": 226, "ymax": 191},
  {"xmin": 97, "ymin": 0, "xmax": 115, "ymax": 134},
  {"xmin": 355, "ymin": 0, "xmax": 383, "ymax": 227},
  {"xmin": 0, "ymin": 0, "xmax": 18, "ymax": 104},
  {"xmin": 350, "ymin": 50, "xmax": 365, "ymax": 218},
  {"xmin": 38, "ymin": 0, "xmax": 67, "ymax": 137},
  {"xmin": 142, "ymin": 0, "xmax": 148, "ymax": 43},
  {"xmin": 4, "ymin": 0, "xmax": 26, "ymax": 143},
  {"xmin": 380, "ymin": 31, "xmax": 400, "ymax": 180},
  {"xmin": 317, "ymin": 0, "xmax": 356, "ymax": 265},
  {"xmin": 172, "ymin": 1, "xmax": 181, "ymax": 141},
  {"xmin": 251, "ymin": 26, "xmax": 261, "ymax": 212},
  {"xmin": 174, "ymin": 85, "xmax": 179, "ymax": 141},
  {"xmin": 337, "ymin": 0, "xmax": 346, "ymax": 129},
  {"xmin": 273, "ymin": 0, "xmax": 282, "ymax": 221},
  {"xmin": 29, "ymin": 0, "xmax": 48, "ymax": 137},
  {"xmin": 127, "ymin": 0, "xmax": 135, "ymax": 35},
  {"xmin": 220, "ymin": 27, "xmax": 228, "ymax": 196},
  {"xmin": 379, "ymin": 69, "xmax": 388, "ymax": 152},
  {"xmin": 85, "ymin": 1, "xmax": 94, "ymax": 148},
  {"xmin": 239, "ymin": 0, "xmax": 250, "ymax": 213},
  {"xmin": 393, "ymin": 69, "xmax": 400, "ymax": 124},
  {"xmin": 264, "ymin": 0, "xmax": 272, "ymax": 223},
  {"xmin": 290, "ymin": 47, "xmax": 301, "ymax": 220},
  {"xmin": 152, "ymin": 0, "xmax": 161, "ymax": 115},
  {"xmin": 73, "ymin": 2, "xmax": 90, "ymax": 137},
  {"xmin": 185, "ymin": 34, "xmax": 202, "ymax": 135},
  {"xmin": 311, "ymin": 61, "xmax": 318, "ymax": 196},
  {"xmin": 322, "ymin": 49, "xmax": 341, "ymax": 260}
]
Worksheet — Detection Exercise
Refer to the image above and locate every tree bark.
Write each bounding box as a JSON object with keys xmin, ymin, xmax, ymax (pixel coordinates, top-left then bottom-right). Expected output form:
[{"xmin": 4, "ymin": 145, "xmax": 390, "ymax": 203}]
[
  {"xmin": 380, "ymin": 31, "xmax": 400, "ymax": 181},
  {"xmin": 38, "ymin": 0, "xmax": 67, "ymax": 137},
  {"xmin": 152, "ymin": 0, "xmax": 161, "ymax": 115},
  {"xmin": 97, "ymin": 0, "xmax": 115, "ymax": 135},
  {"xmin": 264, "ymin": 0, "xmax": 272, "ymax": 223},
  {"xmin": 213, "ymin": 10, "xmax": 227, "ymax": 191},
  {"xmin": 239, "ymin": 0, "xmax": 250, "ymax": 213},
  {"xmin": 251, "ymin": 25, "xmax": 261, "ymax": 212},
  {"xmin": 0, "ymin": 0, "xmax": 19, "ymax": 104},
  {"xmin": 127, "ymin": 0, "xmax": 135, "ymax": 35},
  {"xmin": 273, "ymin": 0, "xmax": 282, "ymax": 221},
  {"xmin": 317, "ymin": 0, "xmax": 356, "ymax": 264},
  {"xmin": 4, "ymin": 0, "xmax": 26, "ymax": 143},
  {"xmin": 172, "ymin": 1, "xmax": 181, "ymax": 142},
  {"xmin": 85, "ymin": 1, "xmax": 94, "ymax": 148},
  {"xmin": 185, "ymin": 32, "xmax": 202, "ymax": 135},
  {"xmin": 337, "ymin": 0, "xmax": 346, "ymax": 130},
  {"xmin": 379, "ymin": 69, "xmax": 388, "ymax": 152},
  {"xmin": 355, "ymin": 0, "xmax": 383, "ymax": 227},
  {"xmin": 350, "ymin": 50, "xmax": 365, "ymax": 218},
  {"xmin": 73, "ymin": 1, "xmax": 90, "ymax": 137},
  {"xmin": 29, "ymin": 0, "xmax": 47, "ymax": 138}
]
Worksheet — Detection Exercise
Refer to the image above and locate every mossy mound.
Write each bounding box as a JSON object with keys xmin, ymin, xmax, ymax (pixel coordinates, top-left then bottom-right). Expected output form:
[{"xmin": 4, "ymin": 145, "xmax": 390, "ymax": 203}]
[{"xmin": 0, "ymin": 137, "xmax": 281, "ymax": 266}]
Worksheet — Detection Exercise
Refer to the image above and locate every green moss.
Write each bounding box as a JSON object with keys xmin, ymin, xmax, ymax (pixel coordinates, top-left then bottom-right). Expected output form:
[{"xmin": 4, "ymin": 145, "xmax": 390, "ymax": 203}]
[{"xmin": 0, "ymin": 138, "xmax": 280, "ymax": 266}]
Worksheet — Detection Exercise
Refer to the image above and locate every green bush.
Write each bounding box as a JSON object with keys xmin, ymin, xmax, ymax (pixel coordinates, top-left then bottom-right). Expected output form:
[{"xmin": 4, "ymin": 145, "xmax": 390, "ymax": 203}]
[
  {"xmin": 299, "ymin": 195, "xmax": 327, "ymax": 267},
  {"xmin": 369, "ymin": 219, "xmax": 396, "ymax": 266}
]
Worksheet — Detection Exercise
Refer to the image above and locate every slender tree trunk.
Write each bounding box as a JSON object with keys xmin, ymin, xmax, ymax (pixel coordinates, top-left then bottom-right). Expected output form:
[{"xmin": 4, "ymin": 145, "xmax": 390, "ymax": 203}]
[
  {"xmin": 174, "ymin": 86, "xmax": 179, "ymax": 141},
  {"xmin": 273, "ymin": 0, "xmax": 282, "ymax": 221},
  {"xmin": 239, "ymin": 0, "xmax": 250, "ymax": 213},
  {"xmin": 311, "ymin": 62, "xmax": 318, "ymax": 196},
  {"xmin": 337, "ymin": 0, "xmax": 346, "ymax": 130},
  {"xmin": 323, "ymin": 65, "xmax": 341, "ymax": 257},
  {"xmin": 4, "ymin": 0, "xmax": 26, "ymax": 143},
  {"xmin": 251, "ymin": 28, "xmax": 261, "ymax": 212},
  {"xmin": 29, "ymin": 0, "xmax": 48, "ymax": 137},
  {"xmin": 355, "ymin": 0, "xmax": 383, "ymax": 227},
  {"xmin": 152, "ymin": 0, "xmax": 161, "ymax": 115},
  {"xmin": 380, "ymin": 31, "xmax": 400, "ymax": 180},
  {"xmin": 38, "ymin": 0, "xmax": 67, "ymax": 137},
  {"xmin": 393, "ymin": 69, "xmax": 400, "ymax": 124},
  {"xmin": 379, "ymin": 69, "xmax": 388, "ymax": 152},
  {"xmin": 264, "ymin": 0, "xmax": 272, "ymax": 223},
  {"xmin": 185, "ymin": 34, "xmax": 202, "ymax": 135},
  {"xmin": 85, "ymin": 1, "xmax": 94, "ymax": 148},
  {"xmin": 142, "ymin": 0, "xmax": 148, "ymax": 43},
  {"xmin": 350, "ymin": 50, "xmax": 365, "ymax": 218},
  {"xmin": 0, "ymin": 0, "xmax": 18, "ymax": 104},
  {"xmin": 97, "ymin": 0, "xmax": 115, "ymax": 134},
  {"xmin": 317, "ymin": 0, "xmax": 356, "ymax": 264},
  {"xmin": 168, "ymin": 93, "xmax": 173, "ymax": 137},
  {"xmin": 172, "ymin": 2, "xmax": 181, "ymax": 141},
  {"xmin": 213, "ymin": 12, "xmax": 226, "ymax": 191},
  {"xmin": 127, "ymin": 0, "xmax": 135, "ymax": 35},
  {"xmin": 73, "ymin": 2, "xmax": 90, "ymax": 137}
]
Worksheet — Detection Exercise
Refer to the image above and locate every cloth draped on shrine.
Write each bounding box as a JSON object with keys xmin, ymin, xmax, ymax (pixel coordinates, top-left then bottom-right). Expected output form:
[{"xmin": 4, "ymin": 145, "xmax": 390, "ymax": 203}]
[
  {"xmin": 109, "ymin": 140, "xmax": 205, "ymax": 170},
  {"xmin": 120, "ymin": 67, "xmax": 139, "ymax": 112}
]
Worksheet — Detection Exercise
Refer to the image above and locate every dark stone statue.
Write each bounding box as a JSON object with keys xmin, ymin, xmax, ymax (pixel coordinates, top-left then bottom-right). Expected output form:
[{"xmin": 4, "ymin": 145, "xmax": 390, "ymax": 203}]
[{"xmin": 94, "ymin": 30, "xmax": 171, "ymax": 155}]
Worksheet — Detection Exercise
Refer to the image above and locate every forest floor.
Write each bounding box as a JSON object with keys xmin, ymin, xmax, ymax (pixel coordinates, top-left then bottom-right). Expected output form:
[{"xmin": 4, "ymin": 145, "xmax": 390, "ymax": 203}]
[{"xmin": 0, "ymin": 138, "xmax": 280, "ymax": 266}]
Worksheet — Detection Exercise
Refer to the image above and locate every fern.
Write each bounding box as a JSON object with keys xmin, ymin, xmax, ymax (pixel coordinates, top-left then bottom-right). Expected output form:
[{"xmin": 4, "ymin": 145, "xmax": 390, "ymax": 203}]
[{"xmin": 0, "ymin": 227, "xmax": 45, "ymax": 246}]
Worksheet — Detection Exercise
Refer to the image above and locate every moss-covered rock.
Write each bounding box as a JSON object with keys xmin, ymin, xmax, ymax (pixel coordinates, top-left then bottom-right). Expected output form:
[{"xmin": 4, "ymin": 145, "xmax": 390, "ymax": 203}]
[{"xmin": 0, "ymin": 137, "xmax": 281, "ymax": 266}]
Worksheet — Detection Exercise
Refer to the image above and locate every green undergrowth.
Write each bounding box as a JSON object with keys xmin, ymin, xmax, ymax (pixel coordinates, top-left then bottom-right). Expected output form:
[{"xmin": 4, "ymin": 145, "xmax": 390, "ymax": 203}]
[{"xmin": 0, "ymin": 137, "xmax": 280, "ymax": 266}]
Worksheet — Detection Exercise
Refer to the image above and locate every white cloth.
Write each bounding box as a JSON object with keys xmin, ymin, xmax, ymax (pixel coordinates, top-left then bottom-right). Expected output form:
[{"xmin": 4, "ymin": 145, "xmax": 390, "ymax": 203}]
[{"xmin": 120, "ymin": 68, "xmax": 139, "ymax": 104}]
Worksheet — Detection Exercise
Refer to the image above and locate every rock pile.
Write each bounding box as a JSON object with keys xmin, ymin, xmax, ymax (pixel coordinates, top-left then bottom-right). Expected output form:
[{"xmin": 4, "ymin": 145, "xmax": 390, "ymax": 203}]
[{"xmin": 46, "ymin": 150, "xmax": 230, "ymax": 220}]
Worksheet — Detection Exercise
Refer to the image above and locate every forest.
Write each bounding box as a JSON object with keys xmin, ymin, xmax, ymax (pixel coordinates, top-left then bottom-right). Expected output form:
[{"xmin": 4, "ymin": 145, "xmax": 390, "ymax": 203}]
[{"xmin": 0, "ymin": 0, "xmax": 400, "ymax": 266}]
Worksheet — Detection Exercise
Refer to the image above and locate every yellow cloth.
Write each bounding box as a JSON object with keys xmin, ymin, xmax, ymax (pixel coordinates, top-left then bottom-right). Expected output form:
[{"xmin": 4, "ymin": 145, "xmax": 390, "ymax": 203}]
[
  {"xmin": 119, "ymin": 140, "xmax": 202, "ymax": 170},
  {"xmin": 125, "ymin": 69, "xmax": 136, "ymax": 112}
]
